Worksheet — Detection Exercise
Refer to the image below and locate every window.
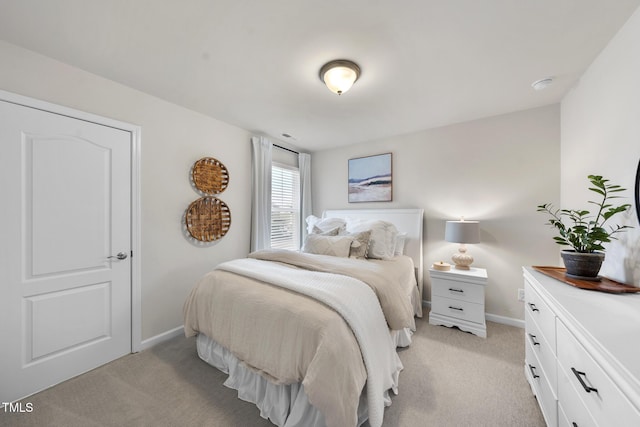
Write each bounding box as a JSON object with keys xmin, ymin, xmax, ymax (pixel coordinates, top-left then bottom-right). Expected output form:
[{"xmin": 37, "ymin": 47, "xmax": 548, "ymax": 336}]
[{"xmin": 271, "ymin": 162, "xmax": 300, "ymax": 250}]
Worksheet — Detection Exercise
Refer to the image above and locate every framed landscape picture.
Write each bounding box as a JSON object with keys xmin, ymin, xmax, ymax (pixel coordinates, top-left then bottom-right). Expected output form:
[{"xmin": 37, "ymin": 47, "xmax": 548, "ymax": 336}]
[{"xmin": 348, "ymin": 153, "xmax": 392, "ymax": 202}]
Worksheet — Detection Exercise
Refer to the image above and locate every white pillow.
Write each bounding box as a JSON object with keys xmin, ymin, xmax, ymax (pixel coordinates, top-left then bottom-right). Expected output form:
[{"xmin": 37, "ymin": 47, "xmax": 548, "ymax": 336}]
[
  {"xmin": 305, "ymin": 215, "xmax": 346, "ymax": 235},
  {"xmin": 394, "ymin": 232, "xmax": 408, "ymax": 256},
  {"xmin": 344, "ymin": 219, "xmax": 398, "ymax": 260},
  {"xmin": 305, "ymin": 215, "xmax": 321, "ymax": 233},
  {"xmin": 312, "ymin": 225, "xmax": 340, "ymax": 236},
  {"xmin": 302, "ymin": 234, "xmax": 354, "ymax": 257}
]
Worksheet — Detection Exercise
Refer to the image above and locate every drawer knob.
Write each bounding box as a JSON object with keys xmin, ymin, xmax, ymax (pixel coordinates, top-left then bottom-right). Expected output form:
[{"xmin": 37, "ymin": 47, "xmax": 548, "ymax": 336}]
[
  {"xmin": 528, "ymin": 364, "xmax": 540, "ymax": 379},
  {"xmin": 448, "ymin": 288, "xmax": 464, "ymax": 293},
  {"xmin": 528, "ymin": 302, "xmax": 539, "ymax": 312},
  {"xmin": 571, "ymin": 367, "xmax": 598, "ymax": 394},
  {"xmin": 448, "ymin": 306, "xmax": 464, "ymax": 311},
  {"xmin": 528, "ymin": 333, "xmax": 540, "ymax": 346}
]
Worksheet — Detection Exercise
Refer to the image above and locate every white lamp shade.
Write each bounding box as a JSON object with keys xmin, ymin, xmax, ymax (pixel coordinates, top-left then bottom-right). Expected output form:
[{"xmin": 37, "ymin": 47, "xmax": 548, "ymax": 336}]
[{"xmin": 445, "ymin": 220, "xmax": 480, "ymax": 244}]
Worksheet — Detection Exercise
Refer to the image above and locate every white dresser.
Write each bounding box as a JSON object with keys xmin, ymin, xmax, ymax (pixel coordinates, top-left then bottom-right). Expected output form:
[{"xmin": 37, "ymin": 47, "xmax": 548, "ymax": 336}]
[
  {"xmin": 429, "ymin": 267, "xmax": 487, "ymax": 338},
  {"xmin": 523, "ymin": 267, "xmax": 640, "ymax": 427}
]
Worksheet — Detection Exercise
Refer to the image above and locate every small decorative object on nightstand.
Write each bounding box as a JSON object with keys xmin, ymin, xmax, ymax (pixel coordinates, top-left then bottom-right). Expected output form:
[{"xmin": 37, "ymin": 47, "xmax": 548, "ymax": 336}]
[{"xmin": 428, "ymin": 266, "xmax": 487, "ymax": 338}]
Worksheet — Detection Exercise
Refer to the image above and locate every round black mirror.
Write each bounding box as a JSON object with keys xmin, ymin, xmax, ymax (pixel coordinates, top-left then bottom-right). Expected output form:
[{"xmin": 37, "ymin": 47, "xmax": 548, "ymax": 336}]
[{"xmin": 636, "ymin": 158, "xmax": 640, "ymax": 225}]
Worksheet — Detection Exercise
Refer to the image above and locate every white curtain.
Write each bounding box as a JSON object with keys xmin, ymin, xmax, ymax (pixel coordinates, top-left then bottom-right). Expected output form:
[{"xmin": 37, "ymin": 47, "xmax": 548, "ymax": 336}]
[
  {"xmin": 250, "ymin": 136, "xmax": 272, "ymax": 252},
  {"xmin": 298, "ymin": 152, "xmax": 312, "ymax": 248}
]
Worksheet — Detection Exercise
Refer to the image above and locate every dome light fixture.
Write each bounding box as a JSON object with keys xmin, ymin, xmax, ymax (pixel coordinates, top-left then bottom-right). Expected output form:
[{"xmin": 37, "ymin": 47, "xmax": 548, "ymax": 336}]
[{"xmin": 319, "ymin": 59, "xmax": 361, "ymax": 95}]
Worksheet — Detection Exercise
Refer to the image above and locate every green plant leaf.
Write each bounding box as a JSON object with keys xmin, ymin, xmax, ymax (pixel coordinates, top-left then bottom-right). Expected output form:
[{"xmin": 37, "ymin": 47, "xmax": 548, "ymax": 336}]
[{"xmin": 537, "ymin": 174, "xmax": 633, "ymax": 254}]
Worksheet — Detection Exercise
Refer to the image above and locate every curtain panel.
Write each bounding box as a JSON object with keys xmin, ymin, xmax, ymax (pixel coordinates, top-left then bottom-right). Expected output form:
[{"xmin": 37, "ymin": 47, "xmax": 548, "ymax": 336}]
[
  {"xmin": 250, "ymin": 136, "xmax": 272, "ymax": 251},
  {"xmin": 299, "ymin": 152, "xmax": 312, "ymax": 247}
]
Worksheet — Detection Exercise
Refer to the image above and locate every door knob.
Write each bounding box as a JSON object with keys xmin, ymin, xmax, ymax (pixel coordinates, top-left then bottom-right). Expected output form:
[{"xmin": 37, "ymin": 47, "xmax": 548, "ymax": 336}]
[{"xmin": 108, "ymin": 252, "xmax": 128, "ymax": 260}]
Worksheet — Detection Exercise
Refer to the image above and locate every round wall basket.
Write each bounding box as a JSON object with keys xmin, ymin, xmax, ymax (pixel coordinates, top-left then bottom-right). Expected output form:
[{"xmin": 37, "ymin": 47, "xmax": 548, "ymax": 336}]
[
  {"xmin": 185, "ymin": 196, "xmax": 231, "ymax": 242},
  {"xmin": 192, "ymin": 157, "xmax": 229, "ymax": 195}
]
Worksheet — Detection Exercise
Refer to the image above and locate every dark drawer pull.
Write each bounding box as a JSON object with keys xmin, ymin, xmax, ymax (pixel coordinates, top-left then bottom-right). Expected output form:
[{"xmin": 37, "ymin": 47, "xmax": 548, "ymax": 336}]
[
  {"xmin": 448, "ymin": 306, "xmax": 463, "ymax": 311},
  {"xmin": 528, "ymin": 333, "xmax": 540, "ymax": 346},
  {"xmin": 528, "ymin": 302, "xmax": 539, "ymax": 312},
  {"xmin": 572, "ymin": 423, "xmax": 578, "ymax": 427},
  {"xmin": 571, "ymin": 367, "xmax": 598, "ymax": 393},
  {"xmin": 528, "ymin": 364, "xmax": 540, "ymax": 379},
  {"xmin": 448, "ymin": 288, "xmax": 464, "ymax": 293}
]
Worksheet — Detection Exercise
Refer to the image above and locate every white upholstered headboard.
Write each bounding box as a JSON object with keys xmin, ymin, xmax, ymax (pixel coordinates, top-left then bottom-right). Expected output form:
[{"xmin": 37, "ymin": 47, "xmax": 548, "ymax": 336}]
[{"xmin": 322, "ymin": 208, "xmax": 424, "ymax": 298}]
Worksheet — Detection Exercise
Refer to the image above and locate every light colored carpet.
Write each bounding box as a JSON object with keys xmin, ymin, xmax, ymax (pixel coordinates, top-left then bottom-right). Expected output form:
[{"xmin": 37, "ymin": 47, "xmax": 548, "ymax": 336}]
[{"xmin": 1, "ymin": 314, "xmax": 545, "ymax": 427}]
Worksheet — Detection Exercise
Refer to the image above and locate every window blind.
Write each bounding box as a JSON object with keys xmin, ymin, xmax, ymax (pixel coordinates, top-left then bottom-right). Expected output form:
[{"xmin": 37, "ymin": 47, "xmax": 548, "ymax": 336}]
[{"xmin": 271, "ymin": 163, "xmax": 300, "ymax": 250}]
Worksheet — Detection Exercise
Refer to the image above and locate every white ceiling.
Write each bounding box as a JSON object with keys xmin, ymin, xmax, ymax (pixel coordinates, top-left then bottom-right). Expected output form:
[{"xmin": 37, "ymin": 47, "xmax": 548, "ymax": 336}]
[{"xmin": 1, "ymin": 0, "xmax": 639, "ymax": 151}]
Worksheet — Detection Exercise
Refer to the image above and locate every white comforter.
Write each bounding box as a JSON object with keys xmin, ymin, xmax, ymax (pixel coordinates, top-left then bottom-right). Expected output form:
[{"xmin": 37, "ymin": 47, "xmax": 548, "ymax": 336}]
[{"xmin": 216, "ymin": 258, "xmax": 403, "ymax": 427}]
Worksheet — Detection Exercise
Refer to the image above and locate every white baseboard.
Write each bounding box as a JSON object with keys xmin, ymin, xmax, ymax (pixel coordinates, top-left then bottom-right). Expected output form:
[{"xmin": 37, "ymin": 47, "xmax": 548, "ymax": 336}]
[
  {"xmin": 139, "ymin": 325, "xmax": 184, "ymax": 351},
  {"xmin": 139, "ymin": 305, "xmax": 524, "ymax": 352},
  {"xmin": 485, "ymin": 313, "xmax": 524, "ymax": 329},
  {"xmin": 422, "ymin": 300, "xmax": 524, "ymax": 329}
]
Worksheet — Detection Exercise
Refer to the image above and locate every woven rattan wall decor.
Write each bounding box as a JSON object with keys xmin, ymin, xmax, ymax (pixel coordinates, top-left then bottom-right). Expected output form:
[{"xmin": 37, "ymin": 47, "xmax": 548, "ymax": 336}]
[
  {"xmin": 185, "ymin": 197, "xmax": 231, "ymax": 242},
  {"xmin": 192, "ymin": 157, "xmax": 229, "ymax": 194},
  {"xmin": 185, "ymin": 157, "xmax": 231, "ymax": 243}
]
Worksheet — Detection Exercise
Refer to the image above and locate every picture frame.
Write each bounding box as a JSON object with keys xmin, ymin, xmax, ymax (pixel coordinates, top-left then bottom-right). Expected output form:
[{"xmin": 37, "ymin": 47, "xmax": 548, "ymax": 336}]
[{"xmin": 348, "ymin": 153, "xmax": 392, "ymax": 203}]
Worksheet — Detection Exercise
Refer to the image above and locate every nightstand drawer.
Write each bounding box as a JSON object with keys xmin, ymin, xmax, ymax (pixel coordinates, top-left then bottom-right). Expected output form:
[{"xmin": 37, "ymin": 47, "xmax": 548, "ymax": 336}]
[
  {"xmin": 431, "ymin": 297, "xmax": 485, "ymax": 324},
  {"xmin": 557, "ymin": 320, "xmax": 640, "ymax": 427},
  {"xmin": 431, "ymin": 278, "xmax": 484, "ymax": 304}
]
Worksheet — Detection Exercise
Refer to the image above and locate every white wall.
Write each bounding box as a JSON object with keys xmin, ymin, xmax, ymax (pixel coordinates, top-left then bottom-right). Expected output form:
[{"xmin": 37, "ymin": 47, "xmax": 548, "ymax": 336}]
[
  {"xmin": 312, "ymin": 105, "xmax": 561, "ymax": 320},
  {"xmin": 561, "ymin": 7, "xmax": 640, "ymax": 286},
  {"xmin": 0, "ymin": 41, "xmax": 253, "ymax": 341},
  {"xmin": 10, "ymin": 7, "xmax": 637, "ymax": 334}
]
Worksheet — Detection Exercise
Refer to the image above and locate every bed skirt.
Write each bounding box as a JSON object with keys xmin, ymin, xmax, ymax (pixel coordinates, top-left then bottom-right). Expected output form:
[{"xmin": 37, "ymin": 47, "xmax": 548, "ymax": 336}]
[
  {"xmin": 390, "ymin": 327, "xmax": 413, "ymax": 348},
  {"xmin": 197, "ymin": 333, "xmax": 396, "ymax": 427}
]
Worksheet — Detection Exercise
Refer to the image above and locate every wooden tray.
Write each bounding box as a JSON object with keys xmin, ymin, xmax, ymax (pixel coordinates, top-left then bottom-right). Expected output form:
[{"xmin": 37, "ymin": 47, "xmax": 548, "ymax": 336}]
[{"xmin": 532, "ymin": 266, "xmax": 640, "ymax": 294}]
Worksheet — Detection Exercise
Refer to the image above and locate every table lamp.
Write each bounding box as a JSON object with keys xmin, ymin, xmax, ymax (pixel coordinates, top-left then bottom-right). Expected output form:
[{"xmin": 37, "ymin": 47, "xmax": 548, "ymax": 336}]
[{"xmin": 445, "ymin": 219, "xmax": 480, "ymax": 270}]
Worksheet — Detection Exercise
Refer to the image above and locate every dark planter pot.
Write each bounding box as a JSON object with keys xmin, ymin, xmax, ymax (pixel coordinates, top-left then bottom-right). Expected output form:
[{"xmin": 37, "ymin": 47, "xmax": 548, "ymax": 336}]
[{"xmin": 561, "ymin": 250, "xmax": 605, "ymax": 281}]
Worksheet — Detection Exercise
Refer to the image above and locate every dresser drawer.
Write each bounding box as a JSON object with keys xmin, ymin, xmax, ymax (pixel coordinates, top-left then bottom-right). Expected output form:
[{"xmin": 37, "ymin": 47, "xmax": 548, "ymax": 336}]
[
  {"xmin": 557, "ymin": 404, "xmax": 587, "ymax": 427},
  {"xmin": 525, "ymin": 307, "xmax": 557, "ymax": 394},
  {"xmin": 431, "ymin": 297, "xmax": 485, "ymax": 324},
  {"xmin": 557, "ymin": 405, "xmax": 574, "ymax": 427},
  {"xmin": 557, "ymin": 321, "xmax": 640, "ymax": 426},
  {"xmin": 525, "ymin": 338, "xmax": 558, "ymax": 427},
  {"xmin": 431, "ymin": 278, "xmax": 484, "ymax": 304},
  {"xmin": 558, "ymin": 368, "xmax": 597, "ymax": 427},
  {"xmin": 524, "ymin": 278, "xmax": 556, "ymax": 355}
]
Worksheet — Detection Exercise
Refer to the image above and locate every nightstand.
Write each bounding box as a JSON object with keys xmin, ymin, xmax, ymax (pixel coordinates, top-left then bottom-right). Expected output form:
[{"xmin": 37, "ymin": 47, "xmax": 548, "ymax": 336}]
[{"xmin": 428, "ymin": 267, "xmax": 487, "ymax": 338}]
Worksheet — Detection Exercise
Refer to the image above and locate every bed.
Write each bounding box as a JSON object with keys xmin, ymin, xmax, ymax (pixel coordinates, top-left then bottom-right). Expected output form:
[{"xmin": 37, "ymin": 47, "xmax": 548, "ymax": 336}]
[{"xmin": 183, "ymin": 208, "xmax": 424, "ymax": 427}]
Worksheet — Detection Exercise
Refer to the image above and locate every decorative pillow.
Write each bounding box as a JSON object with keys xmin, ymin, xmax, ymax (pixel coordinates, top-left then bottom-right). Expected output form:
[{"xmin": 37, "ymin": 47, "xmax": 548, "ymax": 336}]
[
  {"xmin": 347, "ymin": 230, "xmax": 371, "ymax": 259},
  {"xmin": 305, "ymin": 215, "xmax": 346, "ymax": 234},
  {"xmin": 312, "ymin": 225, "xmax": 340, "ymax": 236},
  {"xmin": 394, "ymin": 232, "xmax": 408, "ymax": 256},
  {"xmin": 302, "ymin": 234, "xmax": 354, "ymax": 257},
  {"xmin": 345, "ymin": 219, "xmax": 398, "ymax": 260},
  {"xmin": 305, "ymin": 215, "xmax": 321, "ymax": 233}
]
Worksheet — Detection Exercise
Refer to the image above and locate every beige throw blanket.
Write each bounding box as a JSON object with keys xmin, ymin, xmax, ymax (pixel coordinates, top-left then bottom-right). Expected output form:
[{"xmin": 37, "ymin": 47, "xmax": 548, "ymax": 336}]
[{"xmin": 249, "ymin": 249, "xmax": 417, "ymax": 330}]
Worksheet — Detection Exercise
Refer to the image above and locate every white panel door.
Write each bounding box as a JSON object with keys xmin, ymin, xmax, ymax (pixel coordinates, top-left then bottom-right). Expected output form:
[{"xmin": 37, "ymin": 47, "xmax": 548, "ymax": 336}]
[{"xmin": 0, "ymin": 99, "xmax": 132, "ymax": 403}]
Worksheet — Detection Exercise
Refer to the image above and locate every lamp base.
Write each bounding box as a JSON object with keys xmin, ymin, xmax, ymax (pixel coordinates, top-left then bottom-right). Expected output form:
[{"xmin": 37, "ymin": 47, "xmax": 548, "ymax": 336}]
[{"xmin": 452, "ymin": 245, "xmax": 474, "ymax": 270}]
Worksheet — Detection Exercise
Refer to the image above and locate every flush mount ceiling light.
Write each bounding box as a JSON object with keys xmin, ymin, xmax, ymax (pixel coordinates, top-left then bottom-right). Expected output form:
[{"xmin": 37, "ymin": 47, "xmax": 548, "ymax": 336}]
[
  {"xmin": 319, "ymin": 59, "xmax": 361, "ymax": 95},
  {"xmin": 531, "ymin": 77, "xmax": 554, "ymax": 91}
]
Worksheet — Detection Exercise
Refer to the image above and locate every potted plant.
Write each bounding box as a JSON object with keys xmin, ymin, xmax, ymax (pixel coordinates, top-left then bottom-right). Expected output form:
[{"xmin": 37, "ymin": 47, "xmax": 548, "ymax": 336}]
[{"xmin": 537, "ymin": 175, "xmax": 632, "ymax": 280}]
